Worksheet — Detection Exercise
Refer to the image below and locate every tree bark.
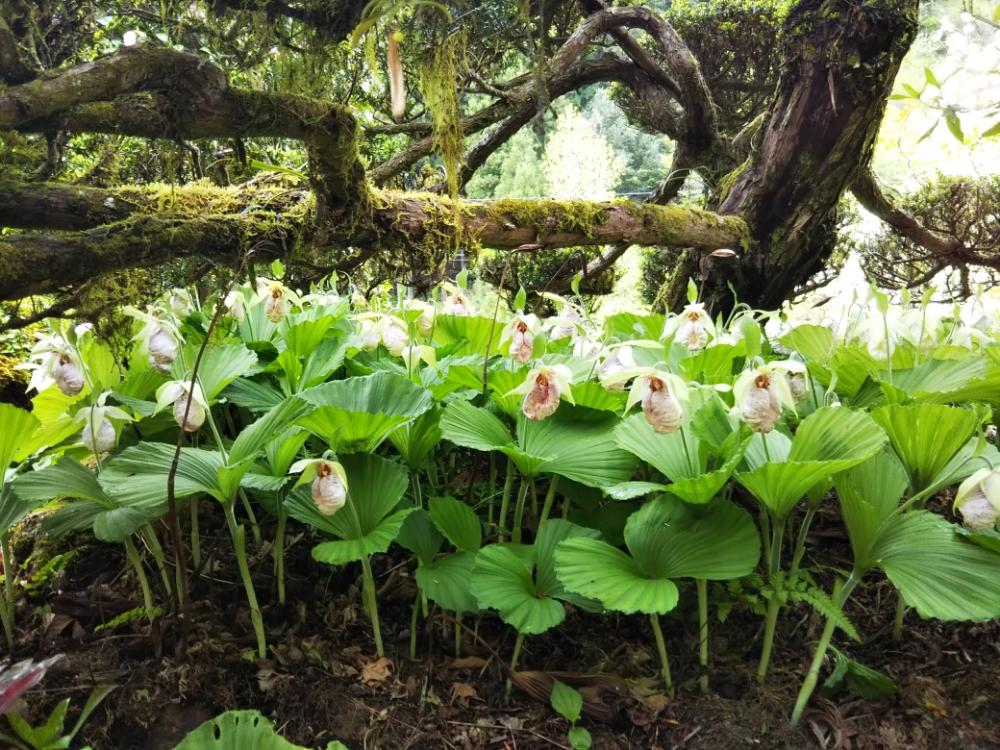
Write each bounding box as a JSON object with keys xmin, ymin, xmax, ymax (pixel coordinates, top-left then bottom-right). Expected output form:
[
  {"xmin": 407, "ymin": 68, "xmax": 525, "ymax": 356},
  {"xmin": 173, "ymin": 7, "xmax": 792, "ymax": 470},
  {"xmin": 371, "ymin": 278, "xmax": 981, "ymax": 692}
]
[{"xmin": 674, "ymin": 0, "xmax": 919, "ymax": 314}]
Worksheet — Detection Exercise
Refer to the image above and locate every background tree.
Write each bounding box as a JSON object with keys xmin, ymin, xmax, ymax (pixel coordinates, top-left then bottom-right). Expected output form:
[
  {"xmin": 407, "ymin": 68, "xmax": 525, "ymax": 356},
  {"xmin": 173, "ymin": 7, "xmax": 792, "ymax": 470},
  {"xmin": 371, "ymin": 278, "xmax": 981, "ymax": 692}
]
[{"xmin": 0, "ymin": 0, "xmax": 993, "ymax": 326}]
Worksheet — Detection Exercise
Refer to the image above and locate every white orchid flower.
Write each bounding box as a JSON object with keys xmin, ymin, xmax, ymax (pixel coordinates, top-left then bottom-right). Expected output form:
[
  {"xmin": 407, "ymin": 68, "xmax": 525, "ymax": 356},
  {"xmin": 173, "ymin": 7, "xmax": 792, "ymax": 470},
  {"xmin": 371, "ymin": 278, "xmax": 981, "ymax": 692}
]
[
  {"xmin": 664, "ymin": 303, "xmax": 715, "ymax": 351},
  {"xmin": 380, "ymin": 316, "xmax": 410, "ymax": 356},
  {"xmin": 223, "ymin": 290, "xmax": 246, "ymax": 321},
  {"xmin": 597, "ymin": 346, "xmax": 636, "ymax": 391},
  {"xmin": 155, "ymin": 381, "xmax": 208, "ymax": 432},
  {"xmin": 771, "ymin": 360, "xmax": 810, "ymax": 404},
  {"xmin": 501, "ymin": 313, "xmax": 539, "ymax": 364},
  {"xmin": 441, "ymin": 284, "xmax": 473, "ymax": 316},
  {"xmin": 289, "ymin": 458, "xmax": 349, "ymax": 516},
  {"xmin": 507, "ymin": 364, "xmax": 575, "ymax": 421},
  {"xmin": 733, "ymin": 360, "xmax": 804, "ymax": 433},
  {"xmin": 74, "ymin": 392, "xmax": 131, "ymax": 453},
  {"xmin": 954, "ymin": 467, "xmax": 1000, "ymax": 531},
  {"xmin": 125, "ymin": 306, "xmax": 181, "ymax": 373},
  {"xmin": 404, "ymin": 298, "xmax": 435, "ymax": 336},
  {"xmin": 606, "ymin": 365, "xmax": 688, "ymax": 434},
  {"xmin": 252, "ymin": 279, "xmax": 300, "ymax": 323},
  {"xmin": 169, "ymin": 288, "xmax": 195, "ymax": 317},
  {"xmin": 541, "ymin": 293, "xmax": 584, "ymax": 340},
  {"xmin": 17, "ymin": 332, "xmax": 84, "ymax": 396}
]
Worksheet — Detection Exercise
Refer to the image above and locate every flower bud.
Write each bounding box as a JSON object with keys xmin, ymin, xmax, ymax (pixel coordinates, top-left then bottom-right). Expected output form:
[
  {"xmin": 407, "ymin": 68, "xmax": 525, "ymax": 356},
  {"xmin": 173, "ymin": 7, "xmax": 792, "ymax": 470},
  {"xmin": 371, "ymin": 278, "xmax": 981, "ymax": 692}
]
[
  {"xmin": 508, "ymin": 320, "xmax": 534, "ymax": 364},
  {"xmin": 53, "ymin": 355, "xmax": 84, "ymax": 397},
  {"xmin": 641, "ymin": 376, "xmax": 684, "ymax": 434},
  {"xmin": 82, "ymin": 418, "xmax": 116, "ymax": 453},
  {"xmin": 381, "ymin": 320, "xmax": 409, "ymax": 356},
  {"xmin": 312, "ymin": 462, "xmax": 347, "ymax": 516},
  {"xmin": 955, "ymin": 468, "xmax": 1000, "ymax": 531},
  {"xmin": 173, "ymin": 388, "xmax": 206, "ymax": 432},
  {"xmin": 223, "ymin": 291, "xmax": 245, "ymax": 321},
  {"xmin": 148, "ymin": 328, "xmax": 178, "ymax": 373}
]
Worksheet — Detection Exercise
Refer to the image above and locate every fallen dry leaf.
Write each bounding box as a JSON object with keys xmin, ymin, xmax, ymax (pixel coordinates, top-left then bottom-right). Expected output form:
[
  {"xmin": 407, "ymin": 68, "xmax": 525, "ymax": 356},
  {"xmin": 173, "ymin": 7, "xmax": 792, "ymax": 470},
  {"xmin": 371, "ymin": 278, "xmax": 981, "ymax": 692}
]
[
  {"xmin": 448, "ymin": 656, "xmax": 488, "ymax": 670},
  {"xmin": 361, "ymin": 656, "xmax": 393, "ymax": 684},
  {"xmin": 450, "ymin": 681, "xmax": 478, "ymax": 705}
]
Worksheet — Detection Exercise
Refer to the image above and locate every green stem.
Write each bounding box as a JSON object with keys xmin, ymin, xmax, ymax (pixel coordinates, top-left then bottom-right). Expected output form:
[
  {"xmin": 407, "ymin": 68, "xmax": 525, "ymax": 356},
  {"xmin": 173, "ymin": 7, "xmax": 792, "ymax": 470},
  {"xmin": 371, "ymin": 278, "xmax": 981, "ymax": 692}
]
[
  {"xmin": 0, "ymin": 534, "xmax": 14, "ymax": 652},
  {"xmin": 411, "ymin": 472, "xmax": 424, "ymax": 509},
  {"xmin": 488, "ymin": 453, "xmax": 497, "ymax": 527},
  {"xmin": 679, "ymin": 425, "xmax": 695, "ymax": 475},
  {"xmin": 538, "ymin": 476, "xmax": 560, "ymax": 527},
  {"xmin": 649, "ymin": 614, "xmax": 674, "ymax": 696},
  {"xmin": 361, "ymin": 556, "xmax": 384, "ymax": 657},
  {"xmin": 511, "ymin": 478, "xmax": 531, "ymax": 545},
  {"xmin": 791, "ymin": 574, "xmax": 860, "ymax": 724},
  {"xmin": 124, "ymin": 537, "xmax": 156, "ymax": 624},
  {"xmin": 497, "ymin": 460, "xmax": 515, "ymax": 542},
  {"xmin": 790, "ymin": 505, "xmax": 817, "ymax": 576},
  {"xmin": 409, "ymin": 590, "xmax": 420, "ymax": 660},
  {"xmin": 892, "ymin": 593, "xmax": 907, "ymax": 641},
  {"xmin": 189, "ymin": 498, "xmax": 201, "ymax": 570},
  {"xmin": 759, "ymin": 508, "xmax": 772, "ymax": 573},
  {"xmin": 756, "ymin": 516, "xmax": 786, "ymax": 683},
  {"xmin": 238, "ymin": 489, "xmax": 262, "ymax": 547},
  {"xmin": 506, "ymin": 631, "xmax": 525, "ymax": 698},
  {"xmin": 274, "ymin": 502, "xmax": 287, "ymax": 605},
  {"xmin": 140, "ymin": 524, "xmax": 172, "ymax": 596},
  {"xmin": 696, "ymin": 578, "xmax": 709, "ymax": 695},
  {"xmin": 223, "ymin": 501, "xmax": 266, "ymax": 658}
]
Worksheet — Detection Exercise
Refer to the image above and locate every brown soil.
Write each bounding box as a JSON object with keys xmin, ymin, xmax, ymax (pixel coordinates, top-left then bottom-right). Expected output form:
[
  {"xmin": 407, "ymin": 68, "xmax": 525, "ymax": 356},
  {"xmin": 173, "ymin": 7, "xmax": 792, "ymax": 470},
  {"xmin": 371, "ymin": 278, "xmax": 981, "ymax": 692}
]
[{"xmin": 9, "ymin": 506, "xmax": 1000, "ymax": 750}]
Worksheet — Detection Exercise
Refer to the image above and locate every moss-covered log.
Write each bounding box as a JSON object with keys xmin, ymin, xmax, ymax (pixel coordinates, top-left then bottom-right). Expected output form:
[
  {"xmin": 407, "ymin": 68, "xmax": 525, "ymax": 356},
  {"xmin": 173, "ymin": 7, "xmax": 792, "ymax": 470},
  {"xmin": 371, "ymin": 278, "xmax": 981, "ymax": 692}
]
[{"xmin": 0, "ymin": 181, "xmax": 748, "ymax": 300}]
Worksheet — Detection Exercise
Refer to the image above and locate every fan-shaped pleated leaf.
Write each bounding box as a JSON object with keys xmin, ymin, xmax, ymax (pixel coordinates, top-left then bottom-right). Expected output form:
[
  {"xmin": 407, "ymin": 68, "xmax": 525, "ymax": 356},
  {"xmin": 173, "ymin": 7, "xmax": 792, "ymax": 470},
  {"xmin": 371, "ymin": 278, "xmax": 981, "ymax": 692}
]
[
  {"xmin": 15, "ymin": 457, "xmax": 163, "ymax": 542},
  {"xmin": 396, "ymin": 509, "xmax": 444, "ymax": 565},
  {"xmin": 472, "ymin": 544, "xmax": 565, "ymax": 634},
  {"xmin": 958, "ymin": 527, "xmax": 1000, "ymax": 555},
  {"xmin": 472, "ymin": 520, "xmax": 598, "ymax": 634},
  {"xmin": 262, "ymin": 428, "xmax": 310, "ymax": 477},
  {"xmin": 285, "ymin": 453, "xmax": 409, "ymax": 562},
  {"xmin": 604, "ymin": 481, "xmax": 667, "ymax": 501},
  {"xmin": 873, "ymin": 511, "xmax": 1000, "ymax": 621},
  {"xmin": 180, "ymin": 344, "xmax": 258, "ymax": 400},
  {"xmin": 388, "ymin": 407, "xmax": 441, "ymax": 469},
  {"xmin": 0, "ymin": 403, "xmax": 40, "ymax": 469},
  {"xmin": 433, "ymin": 315, "xmax": 504, "ymax": 356},
  {"xmin": 870, "ymin": 403, "xmax": 979, "ymax": 490},
  {"xmin": 667, "ymin": 435, "xmax": 750, "ymax": 504},
  {"xmin": 440, "ymin": 400, "xmax": 513, "ymax": 452},
  {"xmin": 780, "ymin": 324, "xmax": 836, "ymax": 363},
  {"xmin": 624, "ymin": 497, "xmax": 760, "ymax": 580},
  {"xmin": 173, "ymin": 709, "xmax": 315, "ymax": 750},
  {"xmin": 485, "ymin": 368, "xmax": 528, "ymax": 418},
  {"xmin": 299, "ymin": 338, "xmax": 349, "ymax": 389},
  {"xmin": 568, "ymin": 381, "xmax": 626, "ymax": 413},
  {"xmin": 738, "ymin": 407, "xmax": 886, "ymax": 519},
  {"xmin": 298, "ymin": 372, "xmax": 434, "ymax": 452},
  {"xmin": 887, "ymin": 357, "xmax": 988, "ymax": 400},
  {"xmin": 223, "ymin": 378, "xmax": 284, "ymax": 412},
  {"xmin": 281, "ymin": 315, "xmax": 337, "ymax": 358},
  {"xmin": 614, "ymin": 413, "xmax": 700, "ymax": 481},
  {"xmin": 428, "ymin": 496, "xmax": 481, "ymax": 552},
  {"xmin": 555, "ymin": 538, "xmax": 679, "ymax": 615},
  {"xmin": 416, "ymin": 552, "xmax": 479, "ymax": 613},
  {"xmin": 524, "ymin": 411, "xmax": 636, "ymax": 488},
  {"xmin": 833, "ymin": 450, "xmax": 908, "ymax": 566},
  {"xmin": 99, "ymin": 443, "xmax": 224, "ymax": 504},
  {"xmin": 229, "ymin": 396, "xmax": 311, "ymax": 465}
]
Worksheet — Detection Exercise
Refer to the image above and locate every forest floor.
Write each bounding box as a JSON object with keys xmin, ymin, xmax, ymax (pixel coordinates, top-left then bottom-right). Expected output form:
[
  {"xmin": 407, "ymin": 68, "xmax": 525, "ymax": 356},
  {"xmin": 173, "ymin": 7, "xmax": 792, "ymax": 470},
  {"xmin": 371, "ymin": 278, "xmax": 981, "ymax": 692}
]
[{"xmin": 11, "ymin": 502, "xmax": 1000, "ymax": 750}]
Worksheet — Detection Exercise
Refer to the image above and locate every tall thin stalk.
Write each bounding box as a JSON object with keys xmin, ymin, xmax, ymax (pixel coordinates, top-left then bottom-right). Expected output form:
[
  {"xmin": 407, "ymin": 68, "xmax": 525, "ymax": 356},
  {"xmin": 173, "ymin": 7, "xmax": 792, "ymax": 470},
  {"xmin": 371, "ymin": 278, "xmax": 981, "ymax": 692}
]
[
  {"xmin": 791, "ymin": 573, "xmax": 859, "ymax": 724},
  {"xmin": 223, "ymin": 501, "xmax": 266, "ymax": 658},
  {"xmin": 506, "ymin": 631, "xmax": 525, "ymax": 698},
  {"xmin": 360, "ymin": 556, "xmax": 384, "ymax": 657},
  {"xmin": 0, "ymin": 533, "xmax": 15, "ymax": 652},
  {"xmin": 538, "ymin": 476, "xmax": 560, "ymax": 527},
  {"xmin": 649, "ymin": 614, "xmax": 674, "ymax": 696},
  {"xmin": 696, "ymin": 578, "xmax": 710, "ymax": 695},
  {"xmin": 124, "ymin": 536, "xmax": 156, "ymax": 625},
  {"xmin": 189, "ymin": 499, "xmax": 201, "ymax": 570},
  {"xmin": 891, "ymin": 594, "xmax": 907, "ymax": 640},
  {"xmin": 511, "ymin": 478, "xmax": 531, "ymax": 544},
  {"xmin": 756, "ymin": 515, "xmax": 786, "ymax": 683},
  {"xmin": 497, "ymin": 460, "xmax": 515, "ymax": 542},
  {"xmin": 274, "ymin": 498, "xmax": 288, "ymax": 605}
]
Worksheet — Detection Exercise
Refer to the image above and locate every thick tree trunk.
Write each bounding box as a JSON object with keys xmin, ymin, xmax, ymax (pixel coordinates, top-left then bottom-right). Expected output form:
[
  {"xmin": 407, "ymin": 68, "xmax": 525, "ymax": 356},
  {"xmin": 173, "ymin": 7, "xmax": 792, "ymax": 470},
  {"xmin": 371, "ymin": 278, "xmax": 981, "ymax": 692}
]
[{"xmin": 666, "ymin": 0, "xmax": 919, "ymax": 314}]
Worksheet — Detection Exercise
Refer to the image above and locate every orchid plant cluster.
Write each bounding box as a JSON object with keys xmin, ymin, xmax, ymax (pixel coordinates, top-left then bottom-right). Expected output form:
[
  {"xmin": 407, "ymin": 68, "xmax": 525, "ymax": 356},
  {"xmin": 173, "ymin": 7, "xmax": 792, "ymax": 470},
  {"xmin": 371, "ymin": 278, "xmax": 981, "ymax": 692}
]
[{"xmin": 3, "ymin": 269, "xmax": 1000, "ymax": 726}]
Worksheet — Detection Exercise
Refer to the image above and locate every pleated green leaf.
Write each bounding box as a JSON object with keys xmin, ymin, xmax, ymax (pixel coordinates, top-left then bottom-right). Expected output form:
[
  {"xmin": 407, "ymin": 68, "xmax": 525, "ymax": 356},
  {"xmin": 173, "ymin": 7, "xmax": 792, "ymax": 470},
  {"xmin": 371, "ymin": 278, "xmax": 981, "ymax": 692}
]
[
  {"xmin": 428, "ymin": 496, "xmax": 481, "ymax": 552},
  {"xmin": 873, "ymin": 511, "xmax": 1000, "ymax": 621},
  {"xmin": 870, "ymin": 403, "xmax": 979, "ymax": 490},
  {"xmin": 416, "ymin": 552, "xmax": 479, "ymax": 613},
  {"xmin": 173, "ymin": 709, "xmax": 316, "ymax": 750},
  {"xmin": 0, "ymin": 403, "xmax": 40, "ymax": 469},
  {"xmin": 523, "ymin": 410, "xmax": 637, "ymax": 488},
  {"xmin": 440, "ymin": 399, "xmax": 513, "ymax": 452},
  {"xmin": 473, "ymin": 544, "xmax": 566, "ymax": 634},
  {"xmin": 298, "ymin": 372, "xmax": 434, "ymax": 453}
]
